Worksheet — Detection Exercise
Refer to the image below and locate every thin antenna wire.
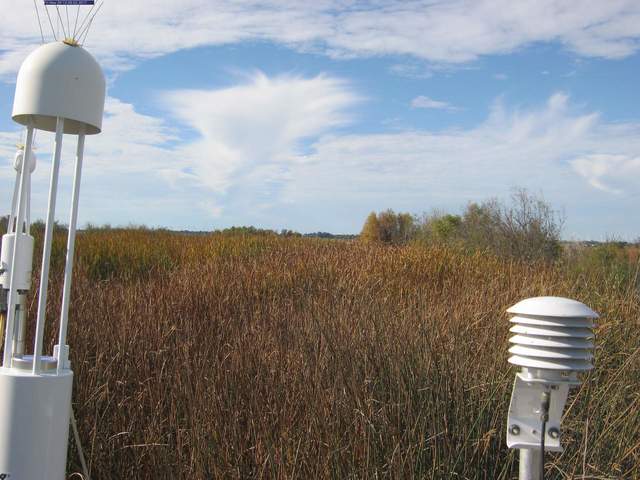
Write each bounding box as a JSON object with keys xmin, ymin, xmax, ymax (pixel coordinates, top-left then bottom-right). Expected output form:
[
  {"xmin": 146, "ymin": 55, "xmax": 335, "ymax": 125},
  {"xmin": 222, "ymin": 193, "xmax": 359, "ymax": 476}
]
[
  {"xmin": 77, "ymin": 0, "xmax": 103, "ymax": 43},
  {"xmin": 44, "ymin": 5, "xmax": 57, "ymax": 41},
  {"xmin": 80, "ymin": 14, "xmax": 96, "ymax": 46},
  {"xmin": 74, "ymin": 3, "xmax": 96, "ymax": 40},
  {"xmin": 79, "ymin": 1, "xmax": 103, "ymax": 46},
  {"xmin": 33, "ymin": 0, "xmax": 45, "ymax": 44},
  {"xmin": 55, "ymin": 7, "xmax": 60, "ymax": 38},
  {"xmin": 72, "ymin": 4, "xmax": 81, "ymax": 40},
  {"xmin": 65, "ymin": 5, "xmax": 70, "ymax": 39},
  {"xmin": 55, "ymin": 5, "xmax": 67, "ymax": 39}
]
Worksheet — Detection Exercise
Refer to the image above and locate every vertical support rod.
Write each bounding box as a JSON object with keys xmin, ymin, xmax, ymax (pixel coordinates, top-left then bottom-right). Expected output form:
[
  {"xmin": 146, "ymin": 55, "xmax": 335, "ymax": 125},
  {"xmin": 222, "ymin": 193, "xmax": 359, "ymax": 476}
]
[
  {"xmin": 0, "ymin": 314, "xmax": 4, "ymax": 355},
  {"xmin": 56, "ymin": 129, "xmax": 84, "ymax": 374},
  {"xmin": 26, "ymin": 174, "xmax": 31, "ymax": 232},
  {"xmin": 2, "ymin": 125, "xmax": 34, "ymax": 367},
  {"xmin": 519, "ymin": 449, "xmax": 542, "ymax": 480},
  {"xmin": 32, "ymin": 117, "xmax": 64, "ymax": 374},
  {"xmin": 8, "ymin": 171, "xmax": 20, "ymax": 232},
  {"xmin": 14, "ymin": 296, "xmax": 26, "ymax": 356}
]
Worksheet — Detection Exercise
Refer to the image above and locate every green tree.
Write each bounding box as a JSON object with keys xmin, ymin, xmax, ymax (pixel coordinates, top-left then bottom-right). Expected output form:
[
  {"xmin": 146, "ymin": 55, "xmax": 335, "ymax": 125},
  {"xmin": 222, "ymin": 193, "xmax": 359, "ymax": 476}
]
[
  {"xmin": 362, "ymin": 188, "xmax": 562, "ymax": 260},
  {"xmin": 431, "ymin": 214, "xmax": 462, "ymax": 243}
]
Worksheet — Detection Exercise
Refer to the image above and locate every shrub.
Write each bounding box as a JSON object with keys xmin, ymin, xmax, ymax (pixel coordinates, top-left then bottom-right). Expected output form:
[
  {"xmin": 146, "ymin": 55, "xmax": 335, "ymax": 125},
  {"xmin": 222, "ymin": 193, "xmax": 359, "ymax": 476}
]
[
  {"xmin": 413, "ymin": 189, "xmax": 563, "ymax": 262},
  {"xmin": 459, "ymin": 188, "xmax": 563, "ymax": 261},
  {"xmin": 359, "ymin": 210, "xmax": 416, "ymax": 245}
]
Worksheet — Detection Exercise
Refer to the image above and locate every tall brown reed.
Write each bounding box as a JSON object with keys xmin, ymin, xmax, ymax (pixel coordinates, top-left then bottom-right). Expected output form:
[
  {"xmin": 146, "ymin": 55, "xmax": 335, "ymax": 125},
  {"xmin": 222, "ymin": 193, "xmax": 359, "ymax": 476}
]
[{"xmin": 8, "ymin": 230, "xmax": 640, "ymax": 479}]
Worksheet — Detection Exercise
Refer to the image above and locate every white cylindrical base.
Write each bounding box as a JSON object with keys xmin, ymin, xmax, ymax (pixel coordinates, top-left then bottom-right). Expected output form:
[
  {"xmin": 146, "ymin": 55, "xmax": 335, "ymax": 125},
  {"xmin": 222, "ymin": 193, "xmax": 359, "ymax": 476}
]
[
  {"xmin": 0, "ymin": 368, "xmax": 73, "ymax": 480},
  {"xmin": 519, "ymin": 448, "xmax": 542, "ymax": 480},
  {"xmin": 0, "ymin": 234, "xmax": 35, "ymax": 290}
]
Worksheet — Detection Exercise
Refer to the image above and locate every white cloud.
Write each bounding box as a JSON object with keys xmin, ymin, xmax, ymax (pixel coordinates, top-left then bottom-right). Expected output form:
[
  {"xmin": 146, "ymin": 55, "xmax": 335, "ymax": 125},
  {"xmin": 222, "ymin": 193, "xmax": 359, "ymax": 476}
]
[
  {"xmin": 3, "ymin": 1, "xmax": 640, "ymax": 78},
  {"xmin": 160, "ymin": 72, "xmax": 360, "ymax": 195},
  {"xmin": 389, "ymin": 63, "xmax": 434, "ymax": 79},
  {"xmin": 0, "ymin": 96, "xmax": 211, "ymax": 229},
  {"xmin": 277, "ymin": 93, "xmax": 640, "ymax": 234},
  {"xmin": 411, "ymin": 95, "xmax": 458, "ymax": 111},
  {"xmin": 571, "ymin": 154, "xmax": 640, "ymax": 193},
  {"xmin": 3, "ymin": 83, "xmax": 640, "ymax": 236},
  {"xmin": 0, "ymin": 72, "xmax": 359, "ymax": 229}
]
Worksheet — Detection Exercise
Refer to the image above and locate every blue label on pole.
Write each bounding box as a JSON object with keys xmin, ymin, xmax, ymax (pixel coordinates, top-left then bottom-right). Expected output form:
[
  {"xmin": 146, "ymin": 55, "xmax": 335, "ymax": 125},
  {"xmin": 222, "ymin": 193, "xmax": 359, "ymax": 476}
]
[{"xmin": 44, "ymin": 1, "xmax": 94, "ymax": 5}]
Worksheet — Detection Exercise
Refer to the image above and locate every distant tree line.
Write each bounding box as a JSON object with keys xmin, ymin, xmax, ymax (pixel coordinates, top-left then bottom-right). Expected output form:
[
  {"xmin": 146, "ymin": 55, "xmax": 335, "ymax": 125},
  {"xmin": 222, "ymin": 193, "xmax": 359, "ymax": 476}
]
[
  {"xmin": 360, "ymin": 189, "xmax": 565, "ymax": 262},
  {"xmin": 303, "ymin": 232, "xmax": 358, "ymax": 240},
  {"xmin": 0, "ymin": 215, "xmax": 67, "ymax": 235},
  {"xmin": 213, "ymin": 226, "xmax": 356, "ymax": 240}
]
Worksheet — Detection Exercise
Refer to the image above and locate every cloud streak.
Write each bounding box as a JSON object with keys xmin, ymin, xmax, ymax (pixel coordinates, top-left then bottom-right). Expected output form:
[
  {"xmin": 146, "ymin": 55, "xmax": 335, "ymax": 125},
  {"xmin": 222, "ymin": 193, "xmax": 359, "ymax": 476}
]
[
  {"xmin": 160, "ymin": 72, "xmax": 360, "ymax": 199},
  {"xmin": 1, "ymin": 73, "xmax": 361, "ymax": 229},
  {"xmin": 2, "ymin": 79, "xmax": 640, "ymax": 236},
  {"xmin": 411, "ymin": 96, "xmax": 458, "ymax": 111},
  {"xmin": 4, "ymin": 1, "xmax": 640, "ymax": 78},
  {"xmin": 278, "ymin": 93, "xmax": 640, "ymax": 234},
  {"xmin": 571, "ymin": 154, "xmax": 640, "ymax": 194}
]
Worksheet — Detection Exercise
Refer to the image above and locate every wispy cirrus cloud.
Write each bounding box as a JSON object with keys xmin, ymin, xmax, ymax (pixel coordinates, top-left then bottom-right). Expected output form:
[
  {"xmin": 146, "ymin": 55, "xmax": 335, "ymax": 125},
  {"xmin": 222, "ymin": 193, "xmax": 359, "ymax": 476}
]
[
  {"xmin": 278, "ymin": 93, "xmax": 640, "ymax": 235},
  {"xmin": 411, "ymin": 96, "xmax": 459, "ymax": 111},
  {"xmin": 1, "ymin": 72, "xmax": 360, "ymax": 228},
  {"xmin": 571, "ymin": 154, "xmax": 640, "ymax": 194},
  {"xmin": 160, "ymin": 72, "xmax": 360, "ymax": 198},
  {"xmin": 3, "ymin": 1, "xmax": 640, "ymax": 78},
  {"xmin": 2, "ymin": 82, "xmax": 639, "ymax": 236},
  {"xmin": 0, "ymin": 97, "xmax": 203, "ymax": 228}
]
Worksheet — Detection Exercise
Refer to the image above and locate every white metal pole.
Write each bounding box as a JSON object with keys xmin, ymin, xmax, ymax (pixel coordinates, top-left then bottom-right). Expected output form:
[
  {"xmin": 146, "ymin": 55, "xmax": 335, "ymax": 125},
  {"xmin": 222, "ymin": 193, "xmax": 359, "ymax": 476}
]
[
  {"xmin": 2, "ymin": 125, "xmax": 34, "ymax": 367},
  {"xmin": 32, "ymin": 117, "xmax": 64, "ymax": 374},
  {"xmin": 8, "ymin": 171, "xmax": 20, "ymax": 232},
  {"xmin": 56, "ymin": 129, "xmax": 84, "ymax": 374},
  {"xmin": 25, "ymin": 173, "xmax": 31, "ymax": 233},
  {"xmin": 519, "ymin": 449, "xmax": 541, "ymax": 480}
]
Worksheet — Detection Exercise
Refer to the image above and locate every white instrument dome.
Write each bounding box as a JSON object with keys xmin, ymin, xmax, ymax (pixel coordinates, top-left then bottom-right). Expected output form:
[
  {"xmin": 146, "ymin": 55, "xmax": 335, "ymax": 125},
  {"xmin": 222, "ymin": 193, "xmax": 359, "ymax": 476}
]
[
  {"xmin": 14, "ymin": 148, "xmax": 37, "ymax": 173},
  {"xmin": 507, "ymin": 296, "xmax": 597, "ymax": 371},
  {"xmin": 507, "ymin": 296, "xmax": 598, "ymax": 319},
  {"xmin": 12, "ymin": 41, "xmax": 105, "ymax": 135}
]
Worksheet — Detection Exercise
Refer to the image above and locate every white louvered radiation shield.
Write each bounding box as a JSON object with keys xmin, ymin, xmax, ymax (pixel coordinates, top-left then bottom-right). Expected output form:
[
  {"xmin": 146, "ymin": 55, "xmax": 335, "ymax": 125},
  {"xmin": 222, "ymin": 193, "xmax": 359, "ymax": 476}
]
[
  {"xmin": 505, "ymin": 296, "xmax": 597, "ymax": 461},
  {"xmin": 508, "ymin": 312, "xmax": 595, "ymax": 373}
]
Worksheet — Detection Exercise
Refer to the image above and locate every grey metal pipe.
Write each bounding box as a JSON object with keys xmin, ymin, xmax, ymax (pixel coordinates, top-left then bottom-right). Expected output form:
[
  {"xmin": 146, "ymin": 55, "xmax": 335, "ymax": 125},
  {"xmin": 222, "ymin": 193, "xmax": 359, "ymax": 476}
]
[
  {"xmin": 12, "ymin": 296, "xmax": 27, "ymax": 356},
  {"xmin": 519, "ymin": 449, "xmax": 542, "ymax": 480}
]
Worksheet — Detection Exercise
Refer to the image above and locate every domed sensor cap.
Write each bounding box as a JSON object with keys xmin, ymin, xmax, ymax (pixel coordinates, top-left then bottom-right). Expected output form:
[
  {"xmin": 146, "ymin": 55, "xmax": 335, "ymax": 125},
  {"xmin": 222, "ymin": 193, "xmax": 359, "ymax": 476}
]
[
  {"xmin": 507, "ymin": 296, "xmax": 597, "ymax": 371},
  {"xmin": 507, "ymin": 296, "xmax": 598, "ymax": 319},
  {"xmin": 12, "ymin": 42, "xmax": 105, "ymax": 135}
]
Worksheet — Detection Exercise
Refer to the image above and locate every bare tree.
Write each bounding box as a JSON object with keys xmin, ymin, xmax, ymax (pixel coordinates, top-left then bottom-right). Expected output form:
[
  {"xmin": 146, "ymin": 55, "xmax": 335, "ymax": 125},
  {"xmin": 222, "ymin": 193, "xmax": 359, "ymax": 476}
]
[{"xmin": 460, "ymin": 188, "xmax": 564, "ymax": 261}]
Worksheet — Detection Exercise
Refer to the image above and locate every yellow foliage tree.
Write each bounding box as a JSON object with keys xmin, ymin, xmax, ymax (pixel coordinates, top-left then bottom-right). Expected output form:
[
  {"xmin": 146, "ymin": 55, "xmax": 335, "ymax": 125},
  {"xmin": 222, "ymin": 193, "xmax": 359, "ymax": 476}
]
[{"xmin": 360, "ymin": 212, "xmax": 381, "ymax": 243}]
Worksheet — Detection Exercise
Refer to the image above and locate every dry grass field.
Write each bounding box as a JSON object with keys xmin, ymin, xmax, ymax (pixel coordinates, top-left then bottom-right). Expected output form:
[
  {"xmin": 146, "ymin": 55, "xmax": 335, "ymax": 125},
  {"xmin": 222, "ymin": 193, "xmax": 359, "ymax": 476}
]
[{"xmin": 12, "ymin": 229, "xmax": 640, "ymax": 478}]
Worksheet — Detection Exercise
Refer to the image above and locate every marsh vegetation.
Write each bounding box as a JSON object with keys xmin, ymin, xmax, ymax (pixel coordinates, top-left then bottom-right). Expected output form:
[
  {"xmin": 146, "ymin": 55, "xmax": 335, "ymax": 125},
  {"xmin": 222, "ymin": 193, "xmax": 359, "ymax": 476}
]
[{"xmin": 2, "ymin": 224, "xmax": 636, "ymax": 479}]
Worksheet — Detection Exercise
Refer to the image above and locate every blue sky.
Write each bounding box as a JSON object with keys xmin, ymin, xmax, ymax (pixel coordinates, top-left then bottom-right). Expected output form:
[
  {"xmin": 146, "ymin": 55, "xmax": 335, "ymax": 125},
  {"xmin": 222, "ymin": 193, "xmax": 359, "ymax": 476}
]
[{"xmin": 1, "ymin": 1, "xmax": 640, "ymax": 239}]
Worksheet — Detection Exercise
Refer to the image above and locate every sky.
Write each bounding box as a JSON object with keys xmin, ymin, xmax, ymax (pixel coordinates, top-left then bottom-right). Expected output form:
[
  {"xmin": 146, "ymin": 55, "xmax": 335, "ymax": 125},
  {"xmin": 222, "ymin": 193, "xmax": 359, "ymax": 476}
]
[{"xmin": 1, "ymin": 1, "xmax": 640, "ymax": 239}]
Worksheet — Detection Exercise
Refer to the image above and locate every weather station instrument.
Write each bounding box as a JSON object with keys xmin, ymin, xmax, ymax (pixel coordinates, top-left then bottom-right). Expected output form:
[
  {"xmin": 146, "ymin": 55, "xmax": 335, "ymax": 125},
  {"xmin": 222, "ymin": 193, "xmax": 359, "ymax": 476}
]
[
  {"xmin": 0, "ymin": 1, "xmax": 104, "ymax": 479},
  {"xmin": 505, "ymin": 296, "xmax": 597, "ymax": 480}
]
